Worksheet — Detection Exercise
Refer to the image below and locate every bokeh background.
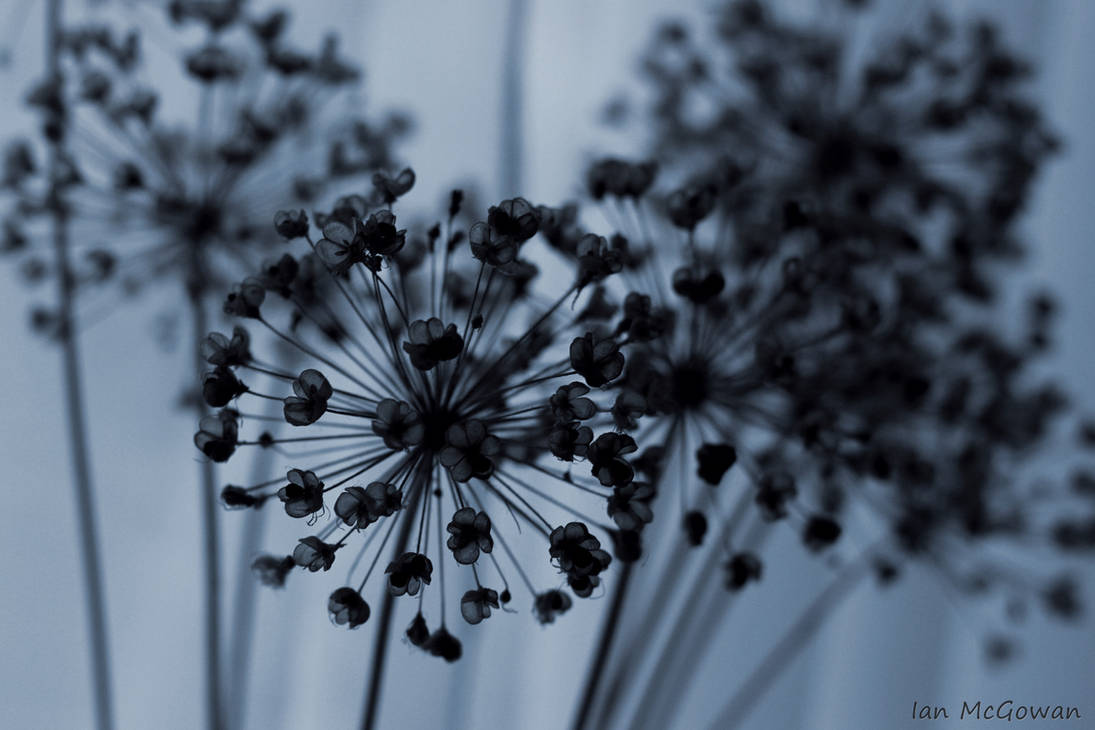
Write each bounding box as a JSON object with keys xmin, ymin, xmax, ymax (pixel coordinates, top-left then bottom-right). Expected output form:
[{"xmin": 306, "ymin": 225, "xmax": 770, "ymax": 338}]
[{"xmin": 1, "ymin": 1, "xmax": 1093, "ymax": 728}]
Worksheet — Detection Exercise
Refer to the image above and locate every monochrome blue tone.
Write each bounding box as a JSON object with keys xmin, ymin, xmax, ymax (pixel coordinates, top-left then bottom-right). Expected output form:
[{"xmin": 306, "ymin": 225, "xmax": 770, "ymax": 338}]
[{"xmin": 1, "ymin": 1, "xmax": 1092, "ymax": 728}]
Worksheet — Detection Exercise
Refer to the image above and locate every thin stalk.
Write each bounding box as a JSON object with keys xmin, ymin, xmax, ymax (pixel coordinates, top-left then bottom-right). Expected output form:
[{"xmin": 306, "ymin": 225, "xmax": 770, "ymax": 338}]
[
  {"xmin": 45, "ymin": 0, "xmax": 115, "ymax": 728},
  {"xmin": 225, "ymin": 443, "xmax": 275, "ymax": 730},
  {"xmin": 709, "ymin": 554, "xmax": 874, "ymax": 730},
  {"xmin": 438, "ymin": 9, "xmax": 531, "ymax": 718},
  {"xmin": 190, "ymin": 287, "xmax": 224, "ymax": 730},
  {"xmin": 593, "ymin": 537, "xmax": 688, "ymax": 723},
  {"xmin": 226, "ymin": 509, "xmax": 263, "ymax": 730},
  {"xmin": 617, "ymin": 521, "xmax": 770, "ymax": 730},
  {"xmin": 227, "ymin": 342, "xmax": 299, "ymax": 730},
  {"xmin": 360, "ymin": 482, "xmax": 424, "ymax": 730},
  {"xmin": 498, "ymin": 0, "xmax": 528, "ymax": 196},
  {"xmin": 571, "ymin": 562, "xmax": 634, "ymax": 730}
]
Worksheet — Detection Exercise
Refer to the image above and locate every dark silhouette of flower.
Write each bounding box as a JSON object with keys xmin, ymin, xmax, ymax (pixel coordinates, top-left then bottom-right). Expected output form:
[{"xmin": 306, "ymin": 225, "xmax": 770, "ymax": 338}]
[
  {"xmin": 371, "ymin": 398, "xmax": 424, "ymax": 449},
  {"xmin": 549, "ymin": 522, "xmax": 613, "ymax": 597},
  {"xmin": 405, "ymin": 612, "xmax": 430, "ymax": 647},
  {"xmin": 277, "ymin": 468, "xmax": 324, "ymax": 519},
  {"xmin": 1043, "ymin": 577, "xmax": 1082, "ymax": 621},
  {"xmin": 576, "ymin": 234, "xmax": 626, "ymax": 288},
  {"xmin": 460, "ymin": 588, "xmax": 500, "ymax": 625},
  {"xmin": 551, "ymin": 382, "xmax": 597, "ymax": 422},
  {"xmin": 201, "ymin": 327, "xmax": 251, "ymax": 367},
  {"xmin": 424, "ymin": 626, "xmax": 462, "ymax": 663},
  {"xmin": 724, "ymin": 553, "xmax": 763, "ymax": 591},
  {"xmin": 587, "ymin": 158, "xmax": 657, "ymax": 200},
  {"xmin": 802, "ymin": 515, "xmax": 843, "ymax": 551},
  {"xmin": 533, "ymin": 589, "xmax": 573, "ymax": 624},
  {"xmin": 283, "ymin": 369, "xmax": 333, "ymax": 426},
  {"xmin": 250, "ymin": 554, "xmax": 295, "ymax": 588},
  {"xmin": 223, "ymin": 278, "xmax": 266, "ymax": 319},
  {"xmin": 193, "ymin": 408, "xmax": 238, "ymax": 462},
  {"xmin": 755, "ymin": 471, "xmax": 798, "ymax": 522},
  {"xmin": 611, "ymin": 390, "xmax": 647, "ymax": 431},
  {"xmin": 328, "ymin": 587, "xmax": 370, "ymax": 628},
  {"xmin": 334, "ymin": 482, "xmax": 403, "ymax": 529},
  {"xmin": 316, "ymin": 219, "xmax": 370, "ymax": 274},
  {"xmin": 274, "ymin": 209, "xmax": 309, "ymax": 240},
  {"xmin": 682, "ymin": 510, "xmax": 708, "ymax": 546},
  {"xmin": 620, "ymin": 292, "xmax": 672, "ymax": 343},
  {"xmin": 549, "ymin": 422, "xmax": 594, "ymax": 462},
  {"xmin": 468, "ymin": 222, "xmax": 519, "ymax": 268},
  {"xmin": 440, "ymin": 420, "xmax": 501, "ymax": 482},
  {"xmin": 446, "ymin": 508, "xmax": 494, "ymax": 564},
  {"xmin": 257, "ymin": 254, "xmax": 300, "ymax": 299},
  {"xmin": 588, "ymin": 433, "xmax": 638, "ymax": 488},
  {"xmin": 206, "ymin": 182, "xmax": 631, "ymax": 659},
  {"xmin": 386, "ymin": 552, "xmax": 433, "ymax": 597},
  {"xmin": 570, "ymin": 333, "xmax": 625, "ymax": 388},
  {"xmin": 361, "ymin": 210, "xmax": 407, "ymax": 257},
  {"xmin": 667, "ymin": 180, "xmax": 718, "ymax": 230},
  {"xmin": 696, "ymin": 443, "xmax": 736, "ymax": 486},
  {"xmin": 402, "ymin": 318, "xmax": 464, "ymax": 371},
  {"xmin": 220, "ymin": 485, "xmax": 263, "ymax": 509},
  {"xmin": 372, "ymin": 168, "xmax": 416, "ymax": 205},
  {"xmin": 202, "ymin": 367, "xmax": 247, "ymax": 407},
  {"xmin": 293, "ymin": 536, "xmax": 339, "ymax": 572},
  {"xmin": 487, "ymin": 197, "xmax": 540, "ymax": 242},
  {"xmin": 607, "ymin": 481, "xmax": 656, "ymax": 531}
]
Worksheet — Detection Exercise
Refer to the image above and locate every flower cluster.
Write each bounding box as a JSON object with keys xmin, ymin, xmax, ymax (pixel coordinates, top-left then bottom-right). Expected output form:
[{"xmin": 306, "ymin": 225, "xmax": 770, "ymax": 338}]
[
  {"xmin": 199, "ymin": 173, "xmax": 650, "ymax": 659},
  {"xmin": 575, "ymin": 0, "xmax": 1089, "ymax": 630},
  {"xmin": 548, "ymin": 5, "xmax": 1095, "ymax": 724},
  {"xmin": 187, "ymin": 0, "xmax": 1094, "ymax": 709},
  {"xmin": 567, "ymin": 153, "xmax": 1087, "ymax": 665},
  {"xmin": 1, "ymin": 0, "xmax": 407, "ymax": 337}
]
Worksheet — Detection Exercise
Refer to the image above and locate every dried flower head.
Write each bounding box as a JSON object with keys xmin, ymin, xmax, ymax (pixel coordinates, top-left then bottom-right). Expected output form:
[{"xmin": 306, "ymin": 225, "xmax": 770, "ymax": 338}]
[
  {"xmin": 202, "ymin": 175, "xmax": 643, "ymax": 659},
  {"xmin": 2, "ymin": 0, "xmax": 408, "ymax": 340}
]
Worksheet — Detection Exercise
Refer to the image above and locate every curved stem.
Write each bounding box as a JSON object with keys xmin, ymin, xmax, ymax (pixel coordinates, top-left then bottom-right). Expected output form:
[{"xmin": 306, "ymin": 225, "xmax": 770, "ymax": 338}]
[
  {"xmin": 572, "ymin": 562, "xmax": 634, "ymax": 730},
  {"xmin": 191, "ymin": 290, "xmax": 224, "ymax": 730},
  {"xmin": 46, "ymin": 1, "xmax": 115, "ymax": 728}
]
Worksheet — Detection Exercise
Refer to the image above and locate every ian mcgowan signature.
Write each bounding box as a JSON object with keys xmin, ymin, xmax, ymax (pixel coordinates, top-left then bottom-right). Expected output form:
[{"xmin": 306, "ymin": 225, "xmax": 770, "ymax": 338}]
[{"xmin": 912, "ymin": 701, "xmax": 1082, "ymax": 722}]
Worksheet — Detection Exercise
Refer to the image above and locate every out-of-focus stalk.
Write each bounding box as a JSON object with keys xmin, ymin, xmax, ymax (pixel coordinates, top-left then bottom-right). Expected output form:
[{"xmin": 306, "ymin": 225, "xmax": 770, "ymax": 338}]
[
  {"xmin": 191, "ymin": 78, "xmax": 224, "ymax": 730},
  {"xmin": 571, "ymin": 562, "xmax": 633, "ymax": 730},
  {"xmin": 711, "ymin": 553, "xmax": 875, "ymax": 730},
  {"xmin": 190, "ymin": 283, "xmax": 224, "ymax": 730},
  {"xmin": 498, "ymin": 0, "xmax": 528, "ymax": 197},
  {"xmin": 226, "ymin": 398, "xmax": 281, "ymax": 730},
  {"xmin": 45, "ymin": 1, "xmax": 115, "ymax": 728}
]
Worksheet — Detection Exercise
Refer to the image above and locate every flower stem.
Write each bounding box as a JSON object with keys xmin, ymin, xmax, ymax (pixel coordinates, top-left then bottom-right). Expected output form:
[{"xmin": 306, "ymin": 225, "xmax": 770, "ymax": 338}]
[
  {"xmin": 46, "ymin": 0, "xmax": 115, "ymax": 728},
  {"xmin": 360, "ymin": 483, "xmax": 424, "ymax": 730},
  {"xmin": 592, "ymin": 536, "xmax": 689, "ymax": 725},
  {"xmin": 190, "ymin": 289, "xmax": 224, "ymax": 730},
  {"xmin": 225, "ymin": 457, "xmax": 271, "ymax": 730},
  {"xmin": 226, "ymin": 341, "xmax": 299, "ymax": 730},
  {"xmin": 571, "ymin": 561, "xmax": 633, "ymax": 730},
  {"xmin": 499, "ymin": 0, "xmax": 528, "ymax": 197},
  {"xmin": 617, "ymin": 519, "xmax": 769, "ymax": 730},
  {"xmin": 710, "ymin": 554, "xmax": 874, "ymax": 730}
]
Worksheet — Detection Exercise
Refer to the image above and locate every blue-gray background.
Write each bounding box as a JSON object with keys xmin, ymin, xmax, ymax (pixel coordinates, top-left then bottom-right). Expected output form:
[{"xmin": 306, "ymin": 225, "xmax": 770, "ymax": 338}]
[{"xmin": 1, "ymin": 1, "xmax": 1093, "ymax": 728}]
